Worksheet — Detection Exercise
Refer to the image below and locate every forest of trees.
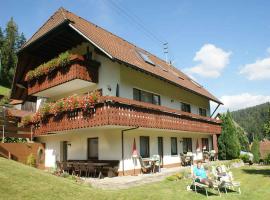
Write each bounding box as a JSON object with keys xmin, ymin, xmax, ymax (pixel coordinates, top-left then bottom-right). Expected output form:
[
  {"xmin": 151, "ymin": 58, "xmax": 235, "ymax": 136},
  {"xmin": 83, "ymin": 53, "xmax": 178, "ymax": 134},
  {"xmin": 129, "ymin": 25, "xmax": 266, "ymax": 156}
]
[
  {"xmin": 0, "ymin": 18, "xmax": 26, "ymax": 88},
  {"xmin": 231, "ymin": 102, "xmax": 270, "ymax": 141}
]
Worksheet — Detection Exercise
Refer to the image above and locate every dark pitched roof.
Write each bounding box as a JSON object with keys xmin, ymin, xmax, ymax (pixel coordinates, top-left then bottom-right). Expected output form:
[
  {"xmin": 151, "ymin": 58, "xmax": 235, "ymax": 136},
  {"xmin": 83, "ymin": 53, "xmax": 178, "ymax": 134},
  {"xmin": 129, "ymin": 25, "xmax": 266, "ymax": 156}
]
[{"xmin": 20, "ymin": 7, "xmax": 222, "ymax": 104}]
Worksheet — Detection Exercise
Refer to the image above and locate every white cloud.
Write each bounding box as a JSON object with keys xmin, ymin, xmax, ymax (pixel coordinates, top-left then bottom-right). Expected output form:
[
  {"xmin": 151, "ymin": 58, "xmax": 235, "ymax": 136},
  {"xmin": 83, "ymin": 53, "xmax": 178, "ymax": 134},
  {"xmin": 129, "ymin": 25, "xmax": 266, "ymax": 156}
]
[
  {"xmin": 185, "ymin": 44, "xmax": 231, "ymax": 78},
  {"xmin": 219, "ymin": 93, "xmax": 270, "ymax": 112},
  {"xmin": 240, "ymin": 57, "xmax": 270, "ymax": 80}
]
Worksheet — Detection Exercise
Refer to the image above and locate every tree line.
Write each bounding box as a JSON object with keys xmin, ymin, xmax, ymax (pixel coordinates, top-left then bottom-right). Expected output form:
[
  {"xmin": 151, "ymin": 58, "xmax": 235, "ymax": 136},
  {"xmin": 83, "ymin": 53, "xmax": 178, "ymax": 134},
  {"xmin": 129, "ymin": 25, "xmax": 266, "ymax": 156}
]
[
  {"xmin": 219, "ymin": 108, "xmax": 270, "ymax": 162},
  {"xmin": 231, "ymin": 102, "xmax": 270, "ymax": 141},
  {"xmin": 0, "ymin": 18, "xmax": 26, "ymax": 88}
]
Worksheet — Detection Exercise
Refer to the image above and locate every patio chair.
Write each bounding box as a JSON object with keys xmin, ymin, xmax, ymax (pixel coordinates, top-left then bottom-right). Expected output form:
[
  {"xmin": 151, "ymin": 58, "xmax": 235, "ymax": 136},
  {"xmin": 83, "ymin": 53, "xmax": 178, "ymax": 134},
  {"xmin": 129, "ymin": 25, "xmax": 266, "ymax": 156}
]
[
  {"xmin": 212, "ymin": 165, "xmax": 241, "ymax": 194},
  {"xmin": 72, "ymin": 163, "xmax": 81, "ymax": 176},
  {"xmin": 138, "ymin": 156, "xmax": 152, "ymax": 174},
  {"xmin": 79, "ymin": 163, "xmax": 88, "ymax": 177},
  {"xmin": 152, "ymin": 155, "xmax": 161, "ymax": 172},
  {"xmin": 86, "ymin": 163, "xmax": 96, "ymax": 178},
  {"xmin": 210, "ymin": 150, "xmax": 216, "ymax": 161},
  {"xmin": 190, "ymin": 164, "xmax": 221, "ymax": 198}
]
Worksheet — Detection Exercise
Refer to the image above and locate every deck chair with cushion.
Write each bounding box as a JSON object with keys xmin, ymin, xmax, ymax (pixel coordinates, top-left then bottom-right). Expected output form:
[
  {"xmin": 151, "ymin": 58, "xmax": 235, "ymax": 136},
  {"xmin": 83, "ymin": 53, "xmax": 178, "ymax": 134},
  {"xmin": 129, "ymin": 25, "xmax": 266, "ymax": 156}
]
[
  {"xmin": 213, "ymin": 165, "xmax": 241, "ymax": 194},
  {"xmin": 152, "ymin": 155, "xmax": 161, "ymax": 172},
  {"xmin": 190, "ymin": 164, "xmax": 221, "ymax": 197}
]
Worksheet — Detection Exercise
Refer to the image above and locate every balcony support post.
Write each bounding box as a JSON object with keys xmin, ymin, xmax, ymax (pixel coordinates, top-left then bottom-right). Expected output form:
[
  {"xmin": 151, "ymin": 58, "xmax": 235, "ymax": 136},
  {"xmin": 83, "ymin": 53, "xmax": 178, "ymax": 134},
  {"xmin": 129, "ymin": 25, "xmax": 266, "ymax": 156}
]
[{"xmin": 121, "ymin": 127, "xmax": 139, "ymax": 176}]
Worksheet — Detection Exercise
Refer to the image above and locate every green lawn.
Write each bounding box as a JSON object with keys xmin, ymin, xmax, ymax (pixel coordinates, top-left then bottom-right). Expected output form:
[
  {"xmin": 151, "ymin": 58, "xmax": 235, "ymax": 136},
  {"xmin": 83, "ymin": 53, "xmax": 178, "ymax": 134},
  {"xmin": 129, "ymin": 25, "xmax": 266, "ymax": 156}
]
[
  {"xmin": 0, "ymin": 85, "xmax": 10, "ymax": 96},
  {"xmin": 0, "ymin": 157, "xmax": 270, "ymax": 200}
]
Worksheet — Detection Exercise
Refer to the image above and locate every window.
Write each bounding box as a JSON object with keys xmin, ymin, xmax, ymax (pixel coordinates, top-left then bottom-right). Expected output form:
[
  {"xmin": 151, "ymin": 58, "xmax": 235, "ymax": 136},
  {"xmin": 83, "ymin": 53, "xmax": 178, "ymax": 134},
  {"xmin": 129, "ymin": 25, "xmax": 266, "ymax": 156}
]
[
  {"xmin": 158, "ymin": 137, "xmax": 163, "ymax": 159},
  {"xmin": 171, "ymin": 137, "xmax": 178, "ymax": 155},
  {"xmin": 88, "ymin": 138, "xmax": 98, "ymax": 159},
  {"xmin": 133, "ymin": 88, "xmax": 161, "ymax": 105},
  {"xmin": 181, "ymin": 102, "xmax": 191, "ymax": 113},
  {"xmin": 140, "ymin": 136, "xmax": 150, "ymax": 158},
  {"xmin": 202, "ymin": 138, "xmax": 209, "ymax": 151},
  {"xmin": 199, "ymin": 108, "xmax": 207, "ymax": 116},
  {"xmin": 137, "ymin": 51, "xmax": 155, "ymax": 66},
  {"xmin": 183, "ymin": 138, "xmax": 192, "ymax": 153}
]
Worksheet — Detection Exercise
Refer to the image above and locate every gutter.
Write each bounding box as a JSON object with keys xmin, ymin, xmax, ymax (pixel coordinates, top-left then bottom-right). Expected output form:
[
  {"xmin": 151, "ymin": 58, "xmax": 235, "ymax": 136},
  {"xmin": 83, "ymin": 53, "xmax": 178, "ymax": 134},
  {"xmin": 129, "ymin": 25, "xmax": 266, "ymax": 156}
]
[{"xmin": 121, "ymin": 127, "xmax": 139, "ymax": 176}]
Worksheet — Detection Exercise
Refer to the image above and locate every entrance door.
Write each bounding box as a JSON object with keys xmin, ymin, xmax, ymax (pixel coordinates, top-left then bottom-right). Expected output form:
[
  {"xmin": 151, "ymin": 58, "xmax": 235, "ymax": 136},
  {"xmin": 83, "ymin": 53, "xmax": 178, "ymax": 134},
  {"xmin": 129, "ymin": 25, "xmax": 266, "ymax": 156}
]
[
  {"xmin": 158, "ymin": 137, "xmax": 164, "ymax": 166},
  {"xmin": 88, "ymin": 138, "xmax": 98, "ymax": 160},
  {"xmin": 62, "ymin": 141, "xmax": 68, "ymax": 162}
]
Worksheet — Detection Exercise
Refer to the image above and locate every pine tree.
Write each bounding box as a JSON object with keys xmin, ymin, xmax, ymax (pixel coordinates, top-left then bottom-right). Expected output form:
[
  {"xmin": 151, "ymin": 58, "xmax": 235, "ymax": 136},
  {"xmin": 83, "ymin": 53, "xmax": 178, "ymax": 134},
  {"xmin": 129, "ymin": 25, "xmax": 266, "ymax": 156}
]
[
  {"xmin": 17, "ymin": 32, "xmax": 26, "ymax": 50},
  {"xmin": 218, "ymin": 111, "xmax": 241, "ymax": 160},
  {"xmin": 264, "ymin": 108, "xmax": 270, "ymax": 138},
  {"xmin": 0, "ymin": 17, "xmax": 25, "ymax": 87},
  {"xmin": 251, "ymin": 139, "xmax": 261, "ymax": 163},
  {"xmin": 236, "ymin": 126, "xmax": 250, "ymax": 151},
  {"xmin": 0, "ymin": 27, "xmax": 4, "ymax": 79}
]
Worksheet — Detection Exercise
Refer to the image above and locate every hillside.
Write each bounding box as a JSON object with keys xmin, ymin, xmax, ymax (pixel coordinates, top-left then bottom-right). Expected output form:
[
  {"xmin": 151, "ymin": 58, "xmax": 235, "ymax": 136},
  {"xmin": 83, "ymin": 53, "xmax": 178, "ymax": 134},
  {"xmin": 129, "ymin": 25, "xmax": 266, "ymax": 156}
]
[
  {"xmin": 231, "ymin": 102, "xmax": 270, "ymax": 141},
  {"xmin": 1, "ymin": 157, "xmax": 270, "ymax": 200}
]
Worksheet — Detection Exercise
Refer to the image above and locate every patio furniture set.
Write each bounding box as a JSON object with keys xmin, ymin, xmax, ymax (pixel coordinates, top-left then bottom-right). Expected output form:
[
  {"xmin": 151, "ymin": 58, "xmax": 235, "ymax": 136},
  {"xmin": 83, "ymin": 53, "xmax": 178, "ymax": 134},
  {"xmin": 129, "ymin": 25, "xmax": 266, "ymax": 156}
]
[
  {"xmin": 181, "ymin": 150, "xmax": 218, "ymax": 166},
  {"xmin": 56, "ymin": 160, "xmax": 119, "ymax": 178}
]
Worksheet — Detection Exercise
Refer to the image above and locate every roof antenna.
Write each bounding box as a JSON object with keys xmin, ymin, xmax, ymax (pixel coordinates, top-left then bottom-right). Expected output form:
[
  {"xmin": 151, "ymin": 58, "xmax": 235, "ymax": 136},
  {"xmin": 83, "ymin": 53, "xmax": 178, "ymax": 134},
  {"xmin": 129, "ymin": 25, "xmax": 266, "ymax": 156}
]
[{"xmin": 163, "ymin": 42, "xmax": 169, "ymax": 63}]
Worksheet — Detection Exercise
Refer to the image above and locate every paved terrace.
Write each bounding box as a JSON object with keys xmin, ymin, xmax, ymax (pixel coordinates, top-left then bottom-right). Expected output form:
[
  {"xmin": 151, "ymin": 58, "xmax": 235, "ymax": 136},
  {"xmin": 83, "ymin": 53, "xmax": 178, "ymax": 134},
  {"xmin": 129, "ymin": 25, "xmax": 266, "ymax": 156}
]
[{"xmin": 85, "ymin": 166, "xmax": 190, "ymax": 190}]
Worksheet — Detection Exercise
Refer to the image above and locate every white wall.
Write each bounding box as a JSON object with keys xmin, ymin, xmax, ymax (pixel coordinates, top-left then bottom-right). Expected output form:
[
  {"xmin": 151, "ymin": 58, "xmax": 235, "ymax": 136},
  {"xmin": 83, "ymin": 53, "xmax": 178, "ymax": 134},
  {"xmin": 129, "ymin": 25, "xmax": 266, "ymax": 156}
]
[{"xmin": 37, "ymin": 128, "xmax": 213, "ymax": 171}]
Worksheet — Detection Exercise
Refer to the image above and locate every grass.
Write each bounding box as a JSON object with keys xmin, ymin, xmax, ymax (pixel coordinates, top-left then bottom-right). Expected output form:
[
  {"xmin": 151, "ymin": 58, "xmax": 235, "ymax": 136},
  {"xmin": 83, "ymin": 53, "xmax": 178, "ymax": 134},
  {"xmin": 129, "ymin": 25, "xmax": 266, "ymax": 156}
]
[
  {"xmin": 0, "ymin": 157, "xmax": 270, "ymax": 200},
  {"xmin": 0, "ymin": 85, "xmax": 10, "ymax": 96}
]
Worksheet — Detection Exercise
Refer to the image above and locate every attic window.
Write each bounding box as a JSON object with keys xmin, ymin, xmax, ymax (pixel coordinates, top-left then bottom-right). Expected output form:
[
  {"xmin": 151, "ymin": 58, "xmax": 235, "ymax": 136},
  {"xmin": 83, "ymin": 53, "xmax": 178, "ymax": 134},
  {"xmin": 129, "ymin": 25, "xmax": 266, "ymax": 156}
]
[{"xmin": 137, "ymin": 51, "xmax": 155, "ymax": 66}]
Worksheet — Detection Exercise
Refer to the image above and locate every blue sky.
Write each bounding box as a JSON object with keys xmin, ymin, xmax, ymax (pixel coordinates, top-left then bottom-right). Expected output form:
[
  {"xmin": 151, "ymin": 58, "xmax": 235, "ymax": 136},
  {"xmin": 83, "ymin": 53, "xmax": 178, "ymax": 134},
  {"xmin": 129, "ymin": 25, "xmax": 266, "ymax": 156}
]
[{"xmin": 1, "ymin": 0, "xmax": 270, "ymax": 112}]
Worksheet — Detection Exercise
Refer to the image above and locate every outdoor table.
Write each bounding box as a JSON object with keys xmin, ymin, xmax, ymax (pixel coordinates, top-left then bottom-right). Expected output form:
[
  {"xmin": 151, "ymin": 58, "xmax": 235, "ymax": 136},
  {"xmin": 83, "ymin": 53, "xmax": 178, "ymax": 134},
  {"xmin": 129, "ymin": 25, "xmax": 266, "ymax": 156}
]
[{"xmin": 93, "ymin": 163, "xmax": 110, "ymax": 179}]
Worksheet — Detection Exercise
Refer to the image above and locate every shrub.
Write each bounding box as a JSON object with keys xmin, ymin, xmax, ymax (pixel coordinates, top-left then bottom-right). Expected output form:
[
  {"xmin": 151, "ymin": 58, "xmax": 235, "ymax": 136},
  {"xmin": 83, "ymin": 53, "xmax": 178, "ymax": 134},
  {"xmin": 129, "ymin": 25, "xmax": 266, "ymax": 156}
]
[
  {"xmin": 264, "ymin": 153, "xmax": 270, "ymax": 165},
  {"xmin": 251, "ymin": 139, "xmax": 261, "ymax": 163},
  {"xmin": 166, "ymin": 173, "xmax": 183, "ymax": 181},
  {"xmin": 26, "ymin": 154, "xmax": 36, "ymax": 167},
  {"xmin": 239, "ymin": 154, "xmax": 250, "ymax": 163}
]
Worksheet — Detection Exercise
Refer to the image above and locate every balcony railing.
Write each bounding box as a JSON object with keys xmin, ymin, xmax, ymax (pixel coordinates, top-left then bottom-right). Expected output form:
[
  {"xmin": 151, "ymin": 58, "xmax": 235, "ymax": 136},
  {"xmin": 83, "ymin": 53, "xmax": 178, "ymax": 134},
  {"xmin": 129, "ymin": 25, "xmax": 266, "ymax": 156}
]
[
  {"xmin": 26, "ymin": 55, "xmax": 99, "ymax": 95},
  {"xmin": 33, "ymin": 96, "xmax": 221, "ymax": 136}
]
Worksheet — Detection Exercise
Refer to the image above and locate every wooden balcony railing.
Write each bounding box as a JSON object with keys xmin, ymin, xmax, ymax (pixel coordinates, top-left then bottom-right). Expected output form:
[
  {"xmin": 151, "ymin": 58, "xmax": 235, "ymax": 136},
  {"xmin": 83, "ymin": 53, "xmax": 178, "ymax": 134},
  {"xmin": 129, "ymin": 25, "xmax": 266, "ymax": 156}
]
[
  {"xmin": 26, "ymin": 55, "xmax": 100, "ymax": 95},
  {"xmin": 33, "ymin": 96, "xmax": 221, "ymax": 136}
]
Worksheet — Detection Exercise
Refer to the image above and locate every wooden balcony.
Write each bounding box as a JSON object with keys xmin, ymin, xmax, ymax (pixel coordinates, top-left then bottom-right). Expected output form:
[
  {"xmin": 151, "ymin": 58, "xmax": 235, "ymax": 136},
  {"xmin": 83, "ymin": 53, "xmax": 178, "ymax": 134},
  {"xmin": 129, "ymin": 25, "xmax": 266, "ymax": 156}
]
[
  {"xmin": 26, "ymin": 55, "xmax": 99, "ymax": 97},
  {"xmin": 33, "ymin": 96, "xmax": 221, "ymax": 136}
]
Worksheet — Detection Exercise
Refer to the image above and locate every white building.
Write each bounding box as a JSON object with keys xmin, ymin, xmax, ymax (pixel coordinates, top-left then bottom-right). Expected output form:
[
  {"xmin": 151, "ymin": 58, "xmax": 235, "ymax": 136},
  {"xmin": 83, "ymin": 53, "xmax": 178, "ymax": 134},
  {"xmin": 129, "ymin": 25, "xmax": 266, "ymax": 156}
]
[{"xmin": 11, "ymin": 8, "xmax": 222, "ymax": 176}]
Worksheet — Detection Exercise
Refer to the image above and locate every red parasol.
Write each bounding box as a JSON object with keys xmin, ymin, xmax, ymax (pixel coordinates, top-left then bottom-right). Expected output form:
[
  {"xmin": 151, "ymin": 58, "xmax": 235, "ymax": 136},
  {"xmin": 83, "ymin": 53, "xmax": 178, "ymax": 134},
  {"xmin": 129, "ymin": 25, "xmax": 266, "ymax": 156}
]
[{"xmin": 132, "ymin": 138, "xmax": 138, "ymax": 157}]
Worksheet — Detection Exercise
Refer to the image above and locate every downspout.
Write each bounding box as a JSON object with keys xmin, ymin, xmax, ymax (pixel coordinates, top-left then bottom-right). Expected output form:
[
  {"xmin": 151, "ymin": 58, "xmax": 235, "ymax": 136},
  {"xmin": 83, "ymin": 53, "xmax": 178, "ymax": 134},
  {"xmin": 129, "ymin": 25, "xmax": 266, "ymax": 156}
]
[
  {"xmin": 210, "ymin": 103, "xmax": 221, "ymax": 118},
  {"xmin": 121, "ymin": 127, "xmax": 139, "ymax": 176}
]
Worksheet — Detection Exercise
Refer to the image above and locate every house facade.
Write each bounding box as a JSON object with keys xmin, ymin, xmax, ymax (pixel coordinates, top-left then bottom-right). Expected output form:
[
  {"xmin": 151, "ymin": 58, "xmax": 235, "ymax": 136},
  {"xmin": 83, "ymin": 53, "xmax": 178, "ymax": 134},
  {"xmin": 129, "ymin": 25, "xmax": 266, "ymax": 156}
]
[{"xmin": 11, "ymin": 8, "xmax": 222, "ymax": 175}]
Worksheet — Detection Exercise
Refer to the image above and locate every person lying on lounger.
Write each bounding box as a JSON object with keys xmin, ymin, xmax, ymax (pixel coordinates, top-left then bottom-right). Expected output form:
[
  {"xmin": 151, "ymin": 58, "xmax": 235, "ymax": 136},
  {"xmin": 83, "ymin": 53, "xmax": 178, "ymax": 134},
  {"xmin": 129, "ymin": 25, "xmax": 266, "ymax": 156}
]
[
  {"xmin": 193, "ymin": 161, "xmax": 214, "ymax": 187},
  {"xmin": 216, "ymin": 166, "xmax": 233, "ymax": 182}
]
